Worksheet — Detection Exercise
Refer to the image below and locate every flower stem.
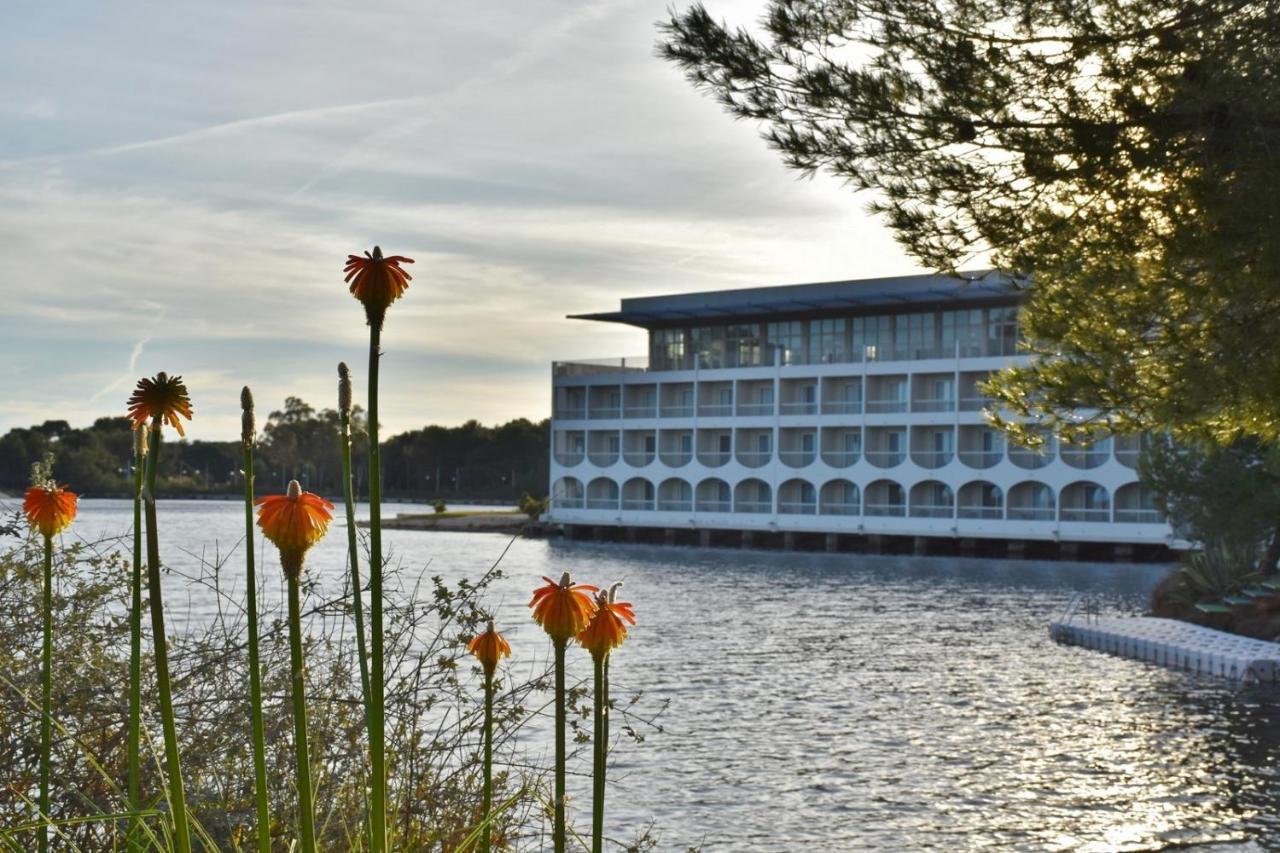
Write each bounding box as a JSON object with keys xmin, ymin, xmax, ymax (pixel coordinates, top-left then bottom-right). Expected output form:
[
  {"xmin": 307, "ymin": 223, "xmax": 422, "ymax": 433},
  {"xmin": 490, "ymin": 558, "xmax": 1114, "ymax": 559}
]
[
  {"xmin": 340, "ymin": 409, "xmax": 372, "ymax": 722},
  {"xmin": 38, "ymin": 535, "xmax": 52, "ymax": 853},
  {"xmin": 143, "ymin": 423, "xmax": 191, "ymax": 853},
  {"xmin": 482, "ymin": 673, "xmax": 494, "ymax": 853},
  {"xmin": 127, "ymin": 452, "xmax": 144, "ymax": 850},
  {"xmin": 367, "ymin": 323, "xmax": 387, "ymax": 853},
  {"xmin": 287, "ymin": 575, "xmax": 317, "ymax": 853},
  {"xmin": 554, "ymin": 639, "xmax": 567, "ymax": 853},
  {"xmin": 592, "ymin": 653, "xmax": 607, "ymax": 853},
  {"xmin": 243, "ymin": 444, "xmax": 272, "ymax": 853}
]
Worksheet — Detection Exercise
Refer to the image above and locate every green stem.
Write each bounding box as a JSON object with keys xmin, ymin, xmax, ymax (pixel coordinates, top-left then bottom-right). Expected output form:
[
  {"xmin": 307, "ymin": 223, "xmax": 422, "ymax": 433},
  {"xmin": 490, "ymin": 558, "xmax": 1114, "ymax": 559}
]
[
  {"xmin": 243, "ymin": 445, "xmax": 272, "ymax": 853},
  {"xmin": 592, "ymin": 653, "xmax": 606, "ymax": 853},
  {"xmin": 367, "ymin": 323, "xmax": 387, "ymax": 853},
  {"xmin": 127, "ymin": 452, "xmax": 143, "ymax": 850},
  {"xmin": 340, "ymin": 411, "xmax": 372, "ymax": 723},
  {"xmin": 554, "ymin": 640, "xmax": 566, "ymax": 853},
  {"xmin": 287, "ymin": 576, "xmax": 317, "ymax": 853},
  {"xmin": 143, "ymin": 423, "xmax": 191, "ymax": 853},
  {"xmin": 38, "ymin": 536, "xmax": 52, "ymax": 853},
  {"xmin": 482, "ymin": 674, "xmax": 494, "ymax": 853}
]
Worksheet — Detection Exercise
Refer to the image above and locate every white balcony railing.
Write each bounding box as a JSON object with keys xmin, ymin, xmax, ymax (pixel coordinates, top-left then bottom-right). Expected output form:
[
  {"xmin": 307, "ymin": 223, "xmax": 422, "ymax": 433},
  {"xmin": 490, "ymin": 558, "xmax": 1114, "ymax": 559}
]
[
  {"xmin": 622, "ymin": 451, "xmax": 654, "ymax": 466},
  {"xmin": 554, "ymin": 497, "xmax": 585, "ymax": 509},
  {"xmin": 1060, "ymin": 507, "xmax": 1111, "ymax": 522},
  {"xmin": 778, "ymin": 501, "xmax": 817, "ymax": 515},
  {"xmin": 586, "ymin": 498, "xmax": 618, "ymax": 510},
  {"xmin": 660, "ymin": 405, "xmax": 694, "ymax": 418},
  {"xmin": 734, "ymin": 500, "xmax": 773, "ymax": 514},
  {"xmin": 957, "ymin": 506, "xmax": 1003, "ymax": 519},
  {"xmin": 958, "ymin": 395, "xmax": 994, "ymax": 411},
  {"xmin": 909, "ymin": 504, "xmax": 954, "ymax": 518},
  {"xmin": 821, "ymin": 451, "xmax": 859, "ymax": 468},
  {"xmin": 865, "ymin": 400, "xmax": 908, "ymax": 413},
  {"xmin": 556, "ymin": 407, "xmax": 587, "ymax": 420},
  {"xmin": 779, "ymin": 450, "xmax": 817, "ymax": 468},
  {"xmin": 736, "ymin": 450, "xmax": 772, "ymax": 468},
  {"xmin": 1008, "ymin": 449, "xmax": 1054, "ymax": 469},
  {"xmin": 698, "ymin": 403, "xmax": 734, "ymax": 417},
  {"xmin": 695, "ymin": 500, "xmax": 731, "ymax": 513},
  {"xmin": 864, "ymin": 503, "xmax": 906, "ymax": 517},
  {"xmin": 1114, "ymin": 508, "xmax": 1163, "ymax": 523},
  {"xmin": 587, "ymin": 451, "xmax": 619, "ymax": 467},
  {"xmin": 657, "ymin": 498, "xmax": 693, "ymax": 512},
  {"xmin": 821, "ymin": 400, "xmax": 862, "ymax": 414},
  {"xmin": 736, "ymin": 402, "xmax": 774, "ymax": 416},
  {"xmin": 658, "ymin": 450, "xmax": 692, "ymax": 467},
  {"xmin": 780, "ymin": 401, "xmax": 818, "ymax": 416},
  {"xmin": 588, "ymin": 407, "xmax": 620, "ymax": 420},
  {"xmin": 621, "ymin": 499, "xmax": 653, "ymax": 511},
  {"xmin": 911, "ymin": 398, "xmax": 955, "ymax": 413},
  {"xmin": 865, "ymin": 450, "xmax": 906, "ymax": 468},
  {"xmin": 911, "ymin": 450, "xmax": 954, "ymax": 469},
  {"xmin": 820, "ymin": 502, "xmax": 859, "ymax": 516},
  {"xmin": 958, "ymin": 450, "xmax": 1002, "ymax": 468},
  {"xmin": 555, "ymin": 451, "xmax": 585, "ymax": 466},
  {"xmin": 623, "ymin": 405, "xmax": 657, "ymax": 418},
  {"xmin": 1007, "ymin": 507, "xmax": 1054, "ymax": 521},
  {"xmin": 697, "ymin": 450, "xmax": 732, "ymax": 467}
]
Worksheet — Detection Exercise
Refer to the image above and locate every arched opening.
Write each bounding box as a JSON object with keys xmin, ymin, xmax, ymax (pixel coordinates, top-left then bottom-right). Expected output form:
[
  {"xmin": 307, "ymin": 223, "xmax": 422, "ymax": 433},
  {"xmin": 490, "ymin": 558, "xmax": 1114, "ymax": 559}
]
[
  {"xmin": 657, "ymin": 478, "xmax": 694, "ymax": 512},
  {"xmin": 909, "ymin": 480, "xmax": 954, "ymax": 518},
  {"xmin": 552, "ymin": 476, "xmax": 584, "ymax": 509},
  {"xmin": 778, "ymin": 479, "xmax": 817, "ymax": 514},
  {"xmin": 733, "ymin": 479, "xmax": 773, "ymax": 514},
  {"xmin": 957, "ymin": 481, "xmax": 1002, "ymax": 519},
  {"xmin": 819, "ymin": 480, "xmax": 860, "ymax": 516},
  {"xmin": 585, "ymin": 477, "xmax": 619, "ymax": 511},
  {"xmin": 695, "ymin": 478, "xmax": 731, "ymax": 513},
  {"xmin": 1060, "ymin": 481, "xmax": 1110, "ymax": 522},
  {"xmin": 621, "ymin": 477, "xmax": 654, "ymax": 511},
  {"xmin": 1114, "ymin": 483, "xmax": 1164, "ymax": 524},
  {"xmin": 864, "ymin": 480, "xmax": 905, "ymax": 517}
]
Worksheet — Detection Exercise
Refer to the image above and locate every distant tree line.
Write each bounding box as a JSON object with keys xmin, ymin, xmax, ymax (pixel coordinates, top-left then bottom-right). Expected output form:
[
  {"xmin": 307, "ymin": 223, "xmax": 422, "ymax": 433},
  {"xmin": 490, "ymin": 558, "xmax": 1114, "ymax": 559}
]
[{"xmin": 0, "ymin": 397, "xmax": 549, "ymax": 502}]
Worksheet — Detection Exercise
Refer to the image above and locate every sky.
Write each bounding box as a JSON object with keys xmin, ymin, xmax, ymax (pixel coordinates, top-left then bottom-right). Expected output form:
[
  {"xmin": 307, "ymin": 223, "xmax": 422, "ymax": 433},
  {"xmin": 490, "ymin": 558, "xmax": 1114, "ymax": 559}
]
[{"xmin": 0, "ymin": 0, "xmax": 920, "ymax": 442}]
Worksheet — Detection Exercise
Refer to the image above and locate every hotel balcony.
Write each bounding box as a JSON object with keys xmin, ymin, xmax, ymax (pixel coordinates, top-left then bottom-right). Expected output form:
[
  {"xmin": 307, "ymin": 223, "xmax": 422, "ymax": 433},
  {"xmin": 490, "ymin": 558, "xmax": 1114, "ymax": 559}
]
[
  {"xmin": 735, "ymin": 428, "xmax": 773, "ymax": 468},
  {"xmin": 865, "ymin": 427, "xmax": 906, "ymax": 469},
  {"xmin": 778, "ymin": 428, "xmax": 817, "ymax": 468},
  {"xmin": 698, "ymin": 381, "xmax": 734, "ymax": 417},
  {"xmin": 910, "ymin": 373, "xmax": 956, "ymax": 413},
  {"xmin": 621, "ymin": 477, "xmax": 655, "ymax": 511},
  {"xmin": 819, "ymin": 480, "xmax": 860, "ymax": 516},
  {"xmin": 696, "ymin": 428, "xmax": 733, "ymax": 467},
  {"xmin": 1114, "ymin": 483, "xmax": 1164, "ymax": 524},
  {"xmin": 957, "ymin": 425, "xmax": 1004, "ymax": 469},
  {"xmin": 820, "ymin": 427, "xmax": 861, "ymax": 468},
  {"xmin": 910, "ymin": 426, "xmax": 955, "ymax": 469},
  {"xmin": 957, "ymin": 481, "xmax": 1003, "ymax": 519},
  {"xmin": 958, "ymin": 372, "xmax": 996, "ymax": 412},
  {"xmin": 1060, "ymin": 439, "xmax": 1111, "ymax": 470},
  {"xmin": 735, "ymin": 379, "xmax": 775, "ymax": 416},
  {"xmin": 553, "ymin": 429, "xmax": 585, "ymax": 466},
  {"xmin": 587, "ymin": 386, "xmax": 621, "ymax": 420},
  {"xmin": 658, "ymin": 429, "xmax": 693, "ymax": 467},
  {"xmin": 733, "ymin": 479, "xmax": 773, "ymax": 514},
  {"xmin": 909, "ymin": 481, "xmax": 954, "ymax": 518},
  {"xmin": 821, "ymin": 377, "xmax": 862, "ymax": 415},
  {"xmin": 695, "ymin": 478, "xmax": 732, "ymax": 513},
  {"xmin": 864, "ymin": 480, "xmax": 906, "ymax": 517},
  {"xmin": 586, "ymin": 430, "xmax": 620, "ymax": 467},
  {"xmin": 621, "ymin": 429, "xmax": 656, "ymax": 467},
  {"xmin": 1008, "ymin": 433, "xmax": 1056, "ymax": 470},
  {"xmin": 1059, "ymin": 481, "xmax": 1110, "ymax": 522},
  {"xmin": 623, "ymin": 384, "xmax": 658, "ymax": 419},
  {"xmin": 777, "ymin": 479, "xmax": 818, "ymax": 515},
  {"xmin": 657, "ymin": 478, "xmax": 694, "ymax": 512},
  {"xmin": 585, "ymin": 477, "xmax": 619, "ymax": 511},
  {"xmin": 1006, "ymin": 481, "xmax": 1055, "ymax": 521},
  {"xmin": 779, "ymin": 378, "xmax": 819, "ymax": 416},
  {"xmin": 865, "ymin": 375, "xmax": 909, "ymax": 414},
  {"xmin": 659, "ymin": 383, "xmax": 695, "ymax": 418}
]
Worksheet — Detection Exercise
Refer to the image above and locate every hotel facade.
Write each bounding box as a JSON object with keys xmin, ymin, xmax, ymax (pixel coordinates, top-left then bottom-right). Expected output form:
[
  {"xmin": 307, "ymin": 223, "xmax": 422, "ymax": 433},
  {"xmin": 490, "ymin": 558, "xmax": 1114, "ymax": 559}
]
[{"xmin": 547, "ymin": 272, "xmax": 1171, "ymax": 552}]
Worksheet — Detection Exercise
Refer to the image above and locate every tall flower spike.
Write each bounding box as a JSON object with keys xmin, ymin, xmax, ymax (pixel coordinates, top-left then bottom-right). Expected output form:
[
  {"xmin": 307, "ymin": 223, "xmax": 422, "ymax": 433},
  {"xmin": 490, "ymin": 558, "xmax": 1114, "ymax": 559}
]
[
  {"xmin": 23, "ymin": 484, "xmax": 78, "ymax": 539},
  {"xmin": 241, "ymin": 386, "xmax": 256, "ymax": 447},
  {"xmin": 127, "ymin": 372, "xmax": 194, "ymax": 436},
  {"xmin": 577, "ymin": 583, "xmax": 635, "ymax": 660},
  {"xmin": 530, "ymin": 572, "xmax": 599, "ymax": 644},
  {"xmin": 337, "ymin": 362, "xmax": 353, "ymax": 414},
  {"xmin": 256, "ymin": 480, "xmax": 334, "ymax": 579},
  {"xmin": 343, "ymin": 246, "xmax": 414, "ymax": 329},
  {"xmin": 468, "ymin": 621, "xmax": 513, "ymax": 680},
  {"xmin": 133, "ymin": 422, "xmax": 149, "ymax": 461}
]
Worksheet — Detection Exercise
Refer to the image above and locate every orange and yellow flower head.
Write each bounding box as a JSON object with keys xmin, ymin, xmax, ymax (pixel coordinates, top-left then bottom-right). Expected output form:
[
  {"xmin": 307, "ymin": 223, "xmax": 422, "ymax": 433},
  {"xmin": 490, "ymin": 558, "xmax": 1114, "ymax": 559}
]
[
  {"xmin": 467, "ymin": 621, "xmax": 512, "ymax": 679},
  {"xmin": 577, "ymin": 584, "xmax": 635, "ymax": 661},
  {"xmin": 529, "ymin": 572, "xmax": 598, "ymax": 644},
  {"xmin": 343, "ymin": 246, "xmax": 414, "ymax": 329},
  {"xmin": 256, "ymin": 480, "xmax": 334, "ymax": 579},
  {"xmin": 126, "ymin": 372, "xmax": 194, "ymax": 437},
  {"xmin": 24, "ymin": 484, "xmax": 78, "ymax": 539}
]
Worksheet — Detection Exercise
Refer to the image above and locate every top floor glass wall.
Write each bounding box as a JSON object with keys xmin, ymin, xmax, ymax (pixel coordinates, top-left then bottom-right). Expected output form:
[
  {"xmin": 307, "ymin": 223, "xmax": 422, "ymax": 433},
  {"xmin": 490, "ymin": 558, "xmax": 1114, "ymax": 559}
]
[{"xmin": 648, "ymin": 305, "xmax": 1021, "ymax": 371}]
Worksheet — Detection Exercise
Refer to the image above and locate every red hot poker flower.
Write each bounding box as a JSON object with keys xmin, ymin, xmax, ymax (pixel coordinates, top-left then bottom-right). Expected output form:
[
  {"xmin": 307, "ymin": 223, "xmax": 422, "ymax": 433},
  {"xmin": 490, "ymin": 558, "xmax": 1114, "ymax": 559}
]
[
  {"xmin": 256, "ymin": 480, "xmax": 334, "ymax": 579},
  {"xmin": 467, "ymin": 621, "xmax": 512, "ymax": 679},
  {"xmin": 577, "ymin": 584, "xmax": 635, "ymax": 660},
  {"xmin": 23, "ymin": 485, "xmax": 78, "ymax": 539},
  {"xmin": 344, "ymin": 246, "xmax": 414, "ymax": 328},
  {"xmin": 127, "ymin": 372, "xmax": 194, "ymax": 436},
  {"xmin": 530, "ymin": 573, "xmax": 598, "ymax": 644}
]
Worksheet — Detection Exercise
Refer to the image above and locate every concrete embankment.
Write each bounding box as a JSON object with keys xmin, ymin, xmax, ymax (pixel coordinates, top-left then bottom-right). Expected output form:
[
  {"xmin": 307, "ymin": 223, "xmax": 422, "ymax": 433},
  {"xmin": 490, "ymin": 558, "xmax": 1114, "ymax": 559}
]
[
  {"xmin": 363, "ymin": 512, "xmax": 539, "ymax": 535},
  {"xmin": 1050, "ymin": 613, "xmax": 1280, "ymax": 683}
]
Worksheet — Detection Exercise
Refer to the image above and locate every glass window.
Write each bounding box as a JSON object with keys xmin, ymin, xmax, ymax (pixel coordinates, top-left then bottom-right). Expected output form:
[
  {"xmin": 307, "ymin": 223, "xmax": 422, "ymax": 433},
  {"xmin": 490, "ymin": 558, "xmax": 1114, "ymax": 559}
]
[
  {"xmin": 766, "ymin": 321, "xmax": 804, "ymax": 365},
  {"xmin": 650, "ymin": 328, "xmax": 685, "ymax": 370},
  {"xmin": 807, "ymin": 318, "xmax": 847, "ymax": 364}
]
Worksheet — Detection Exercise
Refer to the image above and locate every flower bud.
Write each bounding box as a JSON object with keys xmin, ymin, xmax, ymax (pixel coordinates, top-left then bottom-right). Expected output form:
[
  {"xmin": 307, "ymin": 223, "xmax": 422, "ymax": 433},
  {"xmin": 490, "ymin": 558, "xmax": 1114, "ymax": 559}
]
[
  {"xmin": 240, "ymin": 385, "xmax": 256, "ymax": 446},
  {"xmin": 338, "ymin": 363, "xmax": 352, "ymax": 414}
]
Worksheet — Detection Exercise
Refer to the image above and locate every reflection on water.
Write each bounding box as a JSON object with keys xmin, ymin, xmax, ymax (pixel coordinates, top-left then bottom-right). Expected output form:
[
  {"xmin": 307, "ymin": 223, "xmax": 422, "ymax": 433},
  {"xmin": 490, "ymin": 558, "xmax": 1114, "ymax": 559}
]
[{"xmin": 35, "ymin": 500, "xmax": 1280, "ymax": 850}]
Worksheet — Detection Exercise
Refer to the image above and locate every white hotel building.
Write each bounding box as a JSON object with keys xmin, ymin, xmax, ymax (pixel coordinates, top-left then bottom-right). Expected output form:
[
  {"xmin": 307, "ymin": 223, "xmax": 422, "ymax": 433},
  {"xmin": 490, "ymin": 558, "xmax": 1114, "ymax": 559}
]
[{"xmin": 547, "ymin": 272, "xmax": 1172, "ymax": 556}]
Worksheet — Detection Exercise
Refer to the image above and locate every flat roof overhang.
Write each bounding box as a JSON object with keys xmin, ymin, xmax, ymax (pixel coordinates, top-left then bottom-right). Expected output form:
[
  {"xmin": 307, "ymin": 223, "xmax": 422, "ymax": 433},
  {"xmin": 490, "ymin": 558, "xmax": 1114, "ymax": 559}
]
[{"xmin": 568, "ymin": 270, "xmax": 1026, "ymax": 329}]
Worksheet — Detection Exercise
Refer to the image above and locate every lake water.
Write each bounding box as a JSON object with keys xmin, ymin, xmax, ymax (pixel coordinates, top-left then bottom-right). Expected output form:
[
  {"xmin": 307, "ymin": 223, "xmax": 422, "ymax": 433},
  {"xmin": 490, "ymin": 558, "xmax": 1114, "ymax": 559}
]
[{"xmin": 24, "ymin": 498, "xmax": 1280, "ymax": 851}]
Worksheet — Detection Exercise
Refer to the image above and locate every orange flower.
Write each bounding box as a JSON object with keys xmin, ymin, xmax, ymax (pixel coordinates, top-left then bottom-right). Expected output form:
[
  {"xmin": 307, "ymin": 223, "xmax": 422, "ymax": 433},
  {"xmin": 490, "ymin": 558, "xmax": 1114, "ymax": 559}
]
[
  {"xmin": 23, "ymin": 485, "xmax": 78, "ymax": 539},
  {"xmin": 577, "ymin": 584, "xmax": 635, "ymax": 660},
  {"xmin": 467, "ymin": 621, "xmax": 512, "ymax": 679},
  {"xmin": 529, "ymin": 573, "xmax": 598, "ymax": 644},
  {"xmin": 344, "ymin": 246, "xmax": 414, "ymax": 327},
  {"xmin": 256, "ymin": 480, "xmax": 334, "ymax": 579},
  {"xmin": 127, "ymin": 372, "xmax": 194, "ymax": 436}
]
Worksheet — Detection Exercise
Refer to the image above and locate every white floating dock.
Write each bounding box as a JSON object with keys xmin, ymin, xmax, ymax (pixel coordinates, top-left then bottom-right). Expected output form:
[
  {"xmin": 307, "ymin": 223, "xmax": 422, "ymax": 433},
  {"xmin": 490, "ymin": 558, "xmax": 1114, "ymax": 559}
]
[{"xmin": 1049, "ymin": 614, "xmax": 1280, "ymax": 683}]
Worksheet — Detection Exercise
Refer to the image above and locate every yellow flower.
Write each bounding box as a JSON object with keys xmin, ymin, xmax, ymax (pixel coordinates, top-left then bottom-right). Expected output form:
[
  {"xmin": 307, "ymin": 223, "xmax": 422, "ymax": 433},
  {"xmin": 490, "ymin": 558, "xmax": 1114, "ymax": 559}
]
[
  {"xmin": 23, "ymin": 485, "xmax": 78, "ymax": 539},
  {"xmin": 467, "ymin": 621, "xmax": 512, "ymax": 679},
  {"xmin": 344, "ymin": 246, "xmax": 414, "ymax": 328},
  {"xmin": 256, "ymin": 480, "xmax": 334, "ymax": 579},
  {"xmin": 126, "ymin": 372, "xmax": 194, "ymax": 436},
  {"xmin": 529, "ymin": 573, "xmax": 598, "ymax": 644},
  {"xmin": 576, "ymin": 585, "xmax": 635, "ymax": 660}
]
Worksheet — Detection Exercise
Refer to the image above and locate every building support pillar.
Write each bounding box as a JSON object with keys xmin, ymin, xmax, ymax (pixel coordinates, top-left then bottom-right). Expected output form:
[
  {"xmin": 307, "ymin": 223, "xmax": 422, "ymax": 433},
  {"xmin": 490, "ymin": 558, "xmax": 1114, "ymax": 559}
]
[
  {"xmin": 913, "ymin": 536, "xmax": 929, "ymax": 556},
  {"xmin": 867, "ymin": 534, "xmax": 883, "ymax": 554},
  {"xmin": 699, "ymin": 529, "xmax": 712, "ymax": 548},
  {"xmin": 825, "ymin": 533, "xmax": 839, "ymax": 553},
  {"xmin": 741, "ymin": 530, "xmax": 755, "ymax": 549},
  {"xmin": 782, "ymin": 531, "xmax": 796, "ymax": 551},
  {"xmin": 1007, "ymin": 540, "xmax": 1026, "ymax": 559},
  {"xmin": 664, "ymin": 528, "xmax": 677, "ymax": 546}
]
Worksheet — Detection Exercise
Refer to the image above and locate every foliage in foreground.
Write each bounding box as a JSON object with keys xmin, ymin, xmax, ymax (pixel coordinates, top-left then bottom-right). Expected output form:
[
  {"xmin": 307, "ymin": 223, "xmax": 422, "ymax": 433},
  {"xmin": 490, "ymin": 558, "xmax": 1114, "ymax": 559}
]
[
  {"xmin": 0, "ymin": 531, "xmax": 541, "ymax": 850},
  {"xmin": 661, "ymin": 0, "xmax": 1280, "ymax": 444}
]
